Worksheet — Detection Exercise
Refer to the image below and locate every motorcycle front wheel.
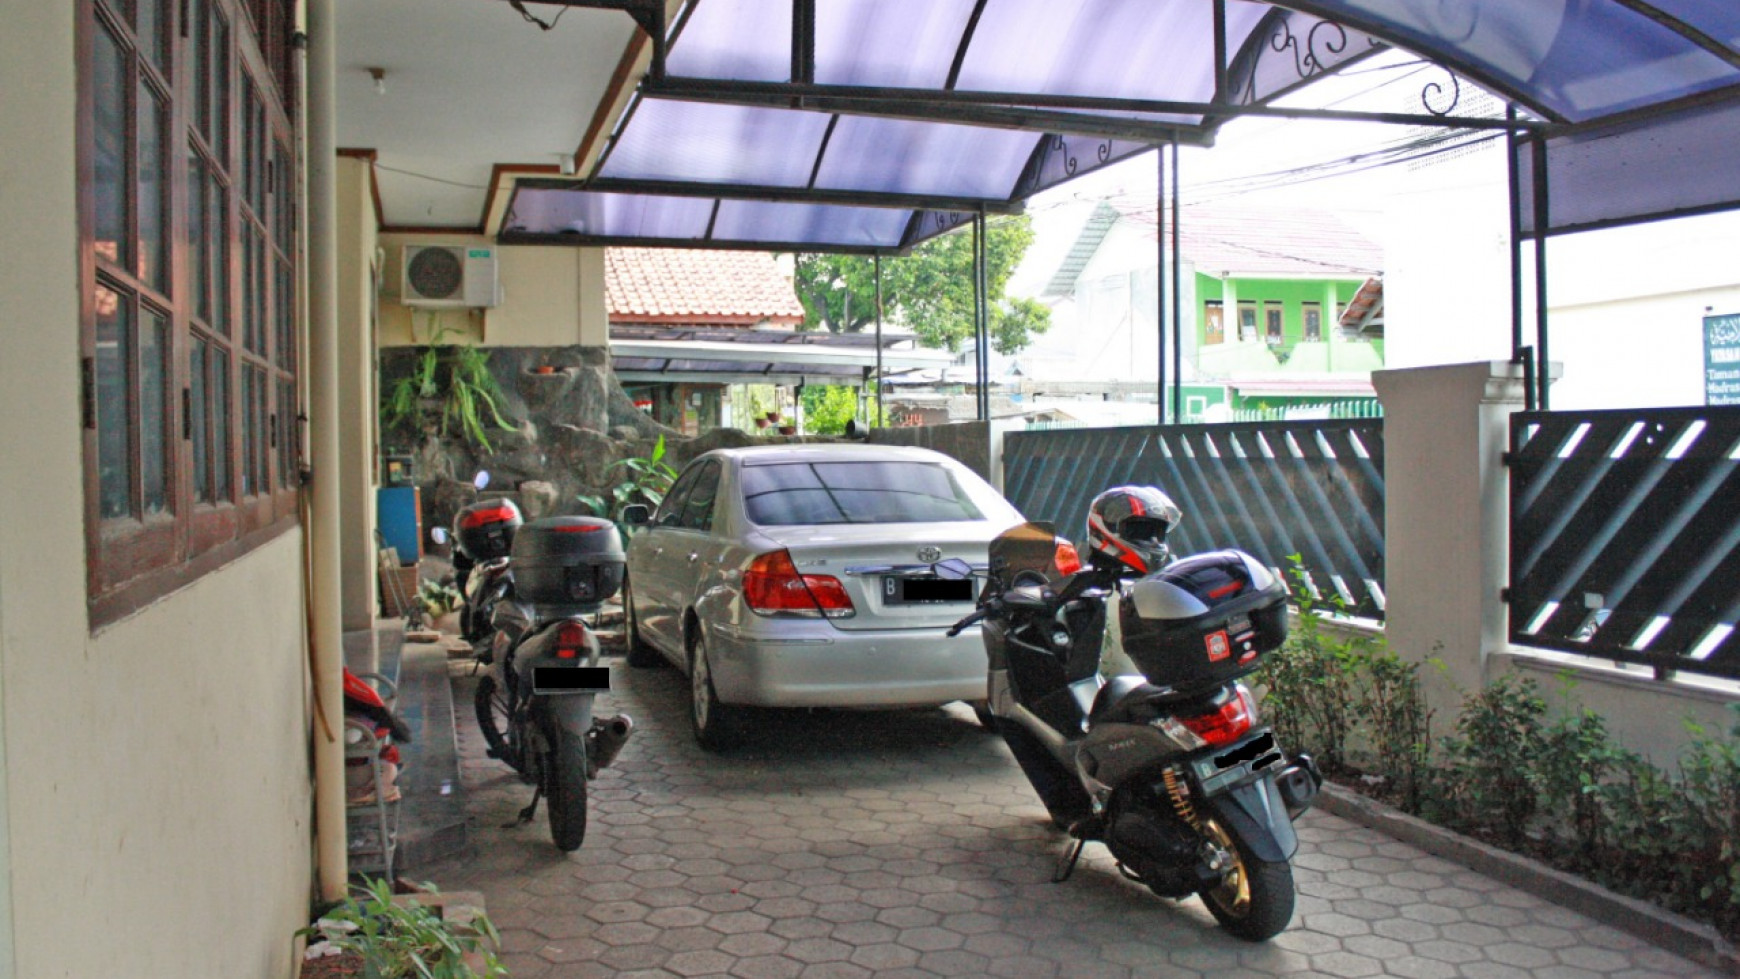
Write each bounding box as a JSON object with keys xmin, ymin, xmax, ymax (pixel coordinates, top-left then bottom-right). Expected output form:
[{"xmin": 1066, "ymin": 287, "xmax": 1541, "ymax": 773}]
[
  {"xmin": 544, "ymin": 722, "xmax": 589, "ymax": 852},
  {"xmin": 1198, "ymin": 818, "xmax": 1296, "ymax": 942}
]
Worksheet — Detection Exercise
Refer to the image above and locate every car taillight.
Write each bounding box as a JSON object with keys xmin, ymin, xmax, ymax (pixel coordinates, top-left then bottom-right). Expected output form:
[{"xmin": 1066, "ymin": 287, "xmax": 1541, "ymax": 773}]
[
  {"xmin": 743, "ymin": 550, "xmax": 855, "ymax": 619},
  {"xmin": 460, "ymin": 504, "xmax": 517, "ymax": 529},
  {"xmin": 554, "ymin": 621, "xmax": 588, "ymax": 659},
  {"xmin": 1177, "ymin": 685, "xmax": 1257, "ymax": 747},
  {"xmin": 1054, "ymin": 539, "xmax": 1083, "ymax": 576}
]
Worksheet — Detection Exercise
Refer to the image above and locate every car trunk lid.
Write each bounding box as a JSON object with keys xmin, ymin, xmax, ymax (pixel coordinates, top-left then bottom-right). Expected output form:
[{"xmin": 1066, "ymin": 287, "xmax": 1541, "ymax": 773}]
[{"xmin": 754, "ymin": 522, "xmax": 996, "ymax": 631}]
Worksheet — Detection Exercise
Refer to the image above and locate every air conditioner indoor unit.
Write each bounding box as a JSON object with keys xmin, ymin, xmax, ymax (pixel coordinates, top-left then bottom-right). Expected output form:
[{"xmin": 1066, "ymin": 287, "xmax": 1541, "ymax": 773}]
[{"xmin": 400, "ymin": 244, "xmax": 500, "ymax": 308}]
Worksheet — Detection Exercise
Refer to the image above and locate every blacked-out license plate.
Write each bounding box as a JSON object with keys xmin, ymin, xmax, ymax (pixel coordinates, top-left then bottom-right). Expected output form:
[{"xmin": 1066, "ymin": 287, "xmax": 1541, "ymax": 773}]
[
  {"xmin": 533, "ymin": 666, "xmax": 611, "ymax": 695},
  {"xmin": 884, "ymin": 576, "xmax": 973, "ymax": 604}
]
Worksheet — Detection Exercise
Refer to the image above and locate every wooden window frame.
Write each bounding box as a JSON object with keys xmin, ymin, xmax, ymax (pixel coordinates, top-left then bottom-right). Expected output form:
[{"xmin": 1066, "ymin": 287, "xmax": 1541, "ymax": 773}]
[
  {"xmin": 1302, "ymin": 301, "xmax": 1323, "ymax": 342},
  {"xmin": 79, "ymin": 0, "xmax": 300, "ymax": 628}
]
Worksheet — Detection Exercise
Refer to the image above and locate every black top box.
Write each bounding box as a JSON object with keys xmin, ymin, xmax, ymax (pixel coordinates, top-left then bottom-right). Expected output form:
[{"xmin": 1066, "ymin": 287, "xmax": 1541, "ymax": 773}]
[
  {"xmin": 512, "ymin": 516, "xmax": 626, "ymax": 608},
  {"xmin": 1116, "ymin": 549, "xmax": 1288, "ymax": 692},
  {"xmin": 454, "ymin": 498, "xmax": 523, "ymax": 561}
]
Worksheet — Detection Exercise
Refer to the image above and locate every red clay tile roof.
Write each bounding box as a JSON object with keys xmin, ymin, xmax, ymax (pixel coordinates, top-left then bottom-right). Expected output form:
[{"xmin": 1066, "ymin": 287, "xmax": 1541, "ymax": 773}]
[{"xmin": 606, "ymin": 248, "xmax": 805, "ymax": 326}]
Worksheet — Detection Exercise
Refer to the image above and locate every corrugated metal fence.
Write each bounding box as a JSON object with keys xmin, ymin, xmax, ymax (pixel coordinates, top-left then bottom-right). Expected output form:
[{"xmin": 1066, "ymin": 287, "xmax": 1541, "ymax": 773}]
[
  {"xmin": 1002, "ymin": 420, "xmax": 1387, "ymax": 620},
  {"xmin": 1508, "ymin": 406, "xmax": 1740, "ymax": 680}
]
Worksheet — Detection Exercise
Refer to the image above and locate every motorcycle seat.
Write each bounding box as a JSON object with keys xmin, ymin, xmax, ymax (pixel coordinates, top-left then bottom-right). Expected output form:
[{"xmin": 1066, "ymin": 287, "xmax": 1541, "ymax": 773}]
[{"xmin": 1088, "ymin": 674, "xmax": 1166, "ymax": 724}]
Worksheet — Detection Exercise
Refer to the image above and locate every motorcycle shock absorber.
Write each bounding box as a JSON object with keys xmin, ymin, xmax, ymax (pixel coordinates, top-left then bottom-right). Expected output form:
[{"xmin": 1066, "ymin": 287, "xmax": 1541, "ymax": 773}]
[
  {"xmin": 1166, "ymin": 766, "xmax": 1233, "ymax": 875},
  {"xmin": 1162, "ymin": 766, "xmax": 1201, "ymax": 830}
]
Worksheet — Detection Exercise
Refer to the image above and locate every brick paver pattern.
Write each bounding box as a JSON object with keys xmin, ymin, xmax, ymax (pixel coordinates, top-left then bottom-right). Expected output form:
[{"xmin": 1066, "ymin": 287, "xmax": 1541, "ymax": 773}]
[{"xmin": 428, "ymin": 659, "xmax": 1717, "ymax": 979}]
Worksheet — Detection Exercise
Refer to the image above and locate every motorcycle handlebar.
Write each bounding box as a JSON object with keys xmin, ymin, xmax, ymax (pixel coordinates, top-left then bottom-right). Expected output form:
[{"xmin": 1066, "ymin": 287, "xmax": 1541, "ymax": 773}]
[{"xmin": 946, "ymin": 605, "xmax": 993, "ymax": 637}]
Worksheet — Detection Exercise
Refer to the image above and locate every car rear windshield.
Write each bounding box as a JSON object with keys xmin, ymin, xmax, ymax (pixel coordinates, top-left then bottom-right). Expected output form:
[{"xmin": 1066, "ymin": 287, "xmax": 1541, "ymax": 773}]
[{"xmin": 742, "ymin": 461, "xmax": 987, "ymax": 526}]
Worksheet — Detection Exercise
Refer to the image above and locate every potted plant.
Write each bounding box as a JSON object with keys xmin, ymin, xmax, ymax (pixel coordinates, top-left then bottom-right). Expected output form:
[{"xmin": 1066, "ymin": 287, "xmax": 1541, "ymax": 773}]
[
  {"xmin": 380, "ymin": 324, "xmax": 514, "ymax": 452},
  {"xmin": 299, "ymin": 878, "xmax": 505, "ymax": 979}
]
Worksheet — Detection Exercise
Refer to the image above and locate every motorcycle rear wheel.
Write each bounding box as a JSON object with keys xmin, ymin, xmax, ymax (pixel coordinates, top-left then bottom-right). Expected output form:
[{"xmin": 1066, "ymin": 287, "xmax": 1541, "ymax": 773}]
[
  {"xmin": 473, "ymin": 675, "xmax": 521, "ymax": 772},
  {"xmin": 1198, "ymin": 818, "xmax": 1295, "ymax": 942},
  {"xmin": 544, "ymin": 722, "xmax": 589, "ymax": 852}
]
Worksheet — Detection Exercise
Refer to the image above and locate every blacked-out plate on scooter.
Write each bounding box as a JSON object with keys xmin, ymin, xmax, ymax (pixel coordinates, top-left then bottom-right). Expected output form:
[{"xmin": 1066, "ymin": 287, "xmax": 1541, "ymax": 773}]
[
  {"xmin": 1192, "ymin": 730, "xmax": 1283, "ymax": 795},
  {"xmin": 533, "ymin": 667, "xmax": 611, "ymax": 695}
]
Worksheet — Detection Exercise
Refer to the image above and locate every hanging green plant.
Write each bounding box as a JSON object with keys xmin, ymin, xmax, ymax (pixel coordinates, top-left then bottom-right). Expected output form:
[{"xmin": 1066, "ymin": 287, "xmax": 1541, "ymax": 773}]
[{"xmin": 381, "ymin": 323, "xmax": 514, "ymax": 452}]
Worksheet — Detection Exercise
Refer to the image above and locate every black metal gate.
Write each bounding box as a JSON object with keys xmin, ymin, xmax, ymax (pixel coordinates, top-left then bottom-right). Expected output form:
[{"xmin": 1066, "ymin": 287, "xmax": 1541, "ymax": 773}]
[
  {"xmin": 1508, "ymin": 406, "xmax": 1740, "ymax": 680},
  {"xmin": 1003, "ymin": 420, "xmax": 1386, "ymax": 619}
]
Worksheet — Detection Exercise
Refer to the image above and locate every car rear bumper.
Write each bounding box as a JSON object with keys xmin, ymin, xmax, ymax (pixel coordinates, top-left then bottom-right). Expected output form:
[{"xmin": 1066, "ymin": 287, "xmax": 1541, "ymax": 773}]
[{"xmin": 705, "ymin": 620, "xmax": 987, "ymax": 708}]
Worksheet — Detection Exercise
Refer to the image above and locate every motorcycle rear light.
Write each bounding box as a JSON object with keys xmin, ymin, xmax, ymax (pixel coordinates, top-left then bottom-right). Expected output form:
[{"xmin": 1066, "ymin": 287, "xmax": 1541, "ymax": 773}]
[
  {"xmin": 1053, "ymin": 539, "xmax": 1083, "ymax": 576},
  {"xmin": 1178, "ymin": 685, "xmax": 1257, "ymax": 747},
  {"xmin": 743, "ymin": 550, "xmax": 855, "ymax": 619},
  {"xmin": 554, "ymin": 621, "xmax": 588, "ymax": 659},
  {"xmin": 459, "ymin": 504, "xmax": 517, "ymax": 529}
]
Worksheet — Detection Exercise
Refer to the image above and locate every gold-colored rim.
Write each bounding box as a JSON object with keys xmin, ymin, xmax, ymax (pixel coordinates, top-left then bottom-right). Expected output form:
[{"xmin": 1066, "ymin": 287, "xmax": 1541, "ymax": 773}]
[{"xmin": 1202, "ymin": 819, "xmax": 1251, "ymax": 917}]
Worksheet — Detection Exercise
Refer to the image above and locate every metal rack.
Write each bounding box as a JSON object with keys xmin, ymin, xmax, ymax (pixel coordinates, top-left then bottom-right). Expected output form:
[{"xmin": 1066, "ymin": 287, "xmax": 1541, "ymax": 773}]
[{"xmin": 345, "ymin": 673, "xmax": 401, "ymax": 882}]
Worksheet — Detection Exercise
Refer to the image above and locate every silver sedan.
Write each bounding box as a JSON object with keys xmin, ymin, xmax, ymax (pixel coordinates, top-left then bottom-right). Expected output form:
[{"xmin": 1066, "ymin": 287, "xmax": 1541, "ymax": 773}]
[{"xmin": 621, "ymin": 443, "xmax": 1024, "ymax": 751}]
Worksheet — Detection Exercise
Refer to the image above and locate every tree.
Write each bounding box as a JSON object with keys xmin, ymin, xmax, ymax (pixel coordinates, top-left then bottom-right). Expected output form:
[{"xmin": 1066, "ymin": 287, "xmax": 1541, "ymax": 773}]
[
  {"xmin": 793, "ymin": 215, "xmax": 1050, "ymax": 355},
  {"xmin": 799, "ymin": 385, "xmax": 878, "ymax": 436}
]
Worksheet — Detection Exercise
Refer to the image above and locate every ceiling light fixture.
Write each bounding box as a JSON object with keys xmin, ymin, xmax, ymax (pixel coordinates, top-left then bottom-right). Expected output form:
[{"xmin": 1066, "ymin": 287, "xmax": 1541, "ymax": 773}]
[{"xmin": 368, "ymin": 67, "xmax": 386, "ymax": 96}]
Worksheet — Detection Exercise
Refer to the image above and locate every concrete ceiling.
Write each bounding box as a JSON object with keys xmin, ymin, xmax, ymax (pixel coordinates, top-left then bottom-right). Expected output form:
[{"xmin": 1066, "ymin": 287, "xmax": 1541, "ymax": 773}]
[{"xmin": 334, "ymin": 0, "xmax": 638, "ymax": 230}]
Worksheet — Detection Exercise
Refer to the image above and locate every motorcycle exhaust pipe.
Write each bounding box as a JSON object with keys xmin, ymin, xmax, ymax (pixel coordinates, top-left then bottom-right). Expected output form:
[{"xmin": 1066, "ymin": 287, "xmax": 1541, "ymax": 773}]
[
  {"xmin": 1276, "ymin": 752, "xmax": 1323, "ymax": 819},
  {"xmin": 586, "ymin": 714, "xmax": 634, "ymax": 776}
]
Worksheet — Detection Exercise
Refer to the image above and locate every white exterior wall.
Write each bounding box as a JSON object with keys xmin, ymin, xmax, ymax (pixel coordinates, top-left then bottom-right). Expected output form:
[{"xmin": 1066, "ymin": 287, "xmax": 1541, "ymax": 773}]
[
  {"xmin": 0, "ymin": 7, "xmax": 312, "ymax": 977},
  {"xmin": 339, "ymin": 159, "xmax": 383, "ymax": 636}
]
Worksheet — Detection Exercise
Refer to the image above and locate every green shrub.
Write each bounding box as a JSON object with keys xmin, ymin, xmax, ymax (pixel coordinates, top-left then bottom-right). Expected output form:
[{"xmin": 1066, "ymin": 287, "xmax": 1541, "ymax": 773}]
[{"xmin": 300, "ymin": 877, "xmax": 506, "ymax": 979}]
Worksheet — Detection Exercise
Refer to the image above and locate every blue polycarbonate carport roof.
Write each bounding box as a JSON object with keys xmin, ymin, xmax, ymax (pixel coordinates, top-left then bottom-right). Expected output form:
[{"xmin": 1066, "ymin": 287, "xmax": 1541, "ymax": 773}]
[{"xmin": 499, "ymin": 0, "xmax": 1740, "ymax": 254}]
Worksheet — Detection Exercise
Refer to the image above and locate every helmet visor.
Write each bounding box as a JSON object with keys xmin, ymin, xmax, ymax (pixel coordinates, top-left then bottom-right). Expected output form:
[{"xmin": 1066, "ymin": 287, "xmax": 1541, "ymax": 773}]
[{"xmin": 1118, "ymin": 515, "xmax": 1169, "ymax": 544}]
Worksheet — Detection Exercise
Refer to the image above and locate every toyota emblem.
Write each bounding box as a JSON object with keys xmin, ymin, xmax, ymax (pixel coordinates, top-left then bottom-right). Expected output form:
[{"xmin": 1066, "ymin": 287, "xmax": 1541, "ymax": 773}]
[{"xmin": 917, "ymin": 546, "xmax": 943, "ymax": 563}]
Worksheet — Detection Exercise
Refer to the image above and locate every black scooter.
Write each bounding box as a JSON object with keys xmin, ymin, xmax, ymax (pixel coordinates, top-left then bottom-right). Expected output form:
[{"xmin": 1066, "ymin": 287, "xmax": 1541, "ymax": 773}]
[
  {"xmin": 941, "ymin": 522, "xmax": 1321, "ymax": 941},
  {"xmin": 471, "ymin": 515, "xmax": 634, "ymax": 852}
]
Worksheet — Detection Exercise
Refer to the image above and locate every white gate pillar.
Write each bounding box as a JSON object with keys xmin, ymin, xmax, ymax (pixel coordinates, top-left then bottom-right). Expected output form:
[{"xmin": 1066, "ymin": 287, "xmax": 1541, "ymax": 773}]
[{"xmin": 1371, "ymin": 361, "xmax": 1556, "ymax": 723}]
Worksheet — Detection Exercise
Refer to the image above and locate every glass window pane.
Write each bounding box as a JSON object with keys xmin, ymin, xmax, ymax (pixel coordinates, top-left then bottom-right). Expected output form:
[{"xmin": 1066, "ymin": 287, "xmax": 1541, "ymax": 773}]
[
  {"xmin": 141, "ymin": 309, "xmax": 168, "ymax": 513},
  {"xmin": 187, "ymin": 148, "xmax": 206, "ymax": 322},
  {"xmin": 191, "ymin": 340, "xmax": 209, "ymax": 503},
  {"xmin": 139, "ymin": 80, "xmax": 167, "ymax": 292},
  {"xmin": 274, "ymin": 141, "xmax": 295, "ymax": 253},
  {"xmin": 742, "ymin": 462, "xmax": 985, "ymax": 526},
  {"xmin": 275, "ymin": 258, "xmax": 295, "ymax": 369},
  {"xmin": 93, "ymin": 21, "xmax": 128, "ymax": 272},
  {"xmin": 242, "ymin": 367, "xmax": 257, "ymax": 496},
  {"xmin": 192, "ymin": 0, "xmax": 211, "ymax": 141},
  {"xmin": 212, "ymin": 8, "xmax": 230, "ymax": 160},
  {"xmin": 95, "ymin": 283, "xmax": 133, "ymax": 520},
  {"xmin": 680, "ymin": 462, "xmax": 720, "ymax": 531},
  {"xmin": 242, "ymin": 228, "xmax": 257, "ymax": 351},
  {"xmin": 279, "ymin": 378, "xmax": 296, "ymax": 490},
  {"xmin": 212, "ymin": 179, "xmax": 229, "ymax": 334},
  {"xmin": 212, "ymin": 347, "xmax": 230, "ymax": 500},
  {"xmin": 135, "ymin": 0, "xmax": 166, "ymax": 73},
  {"xmin": 245, "ymin": 365, "xmax": 267, "ymax": 495}
]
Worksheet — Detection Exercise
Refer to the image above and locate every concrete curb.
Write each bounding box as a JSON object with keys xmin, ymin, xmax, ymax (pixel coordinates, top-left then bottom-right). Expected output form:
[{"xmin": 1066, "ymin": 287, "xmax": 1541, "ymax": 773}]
[{"xmin": 1317, "ymin": 782, "xmax": 1740, "ymax": 976}]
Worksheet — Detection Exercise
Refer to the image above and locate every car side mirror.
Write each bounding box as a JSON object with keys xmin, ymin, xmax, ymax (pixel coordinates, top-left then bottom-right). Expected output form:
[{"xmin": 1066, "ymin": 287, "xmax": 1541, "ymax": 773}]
[{"xmin": 620, "ymin": 504, "xmax": 651, "ymax": 526}]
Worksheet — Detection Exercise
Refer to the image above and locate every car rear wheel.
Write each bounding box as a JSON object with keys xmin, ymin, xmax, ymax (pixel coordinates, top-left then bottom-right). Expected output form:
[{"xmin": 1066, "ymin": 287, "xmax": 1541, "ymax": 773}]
[{"xmin": 689, "ymin": 634, "xmax": 741, "ymax": 753}]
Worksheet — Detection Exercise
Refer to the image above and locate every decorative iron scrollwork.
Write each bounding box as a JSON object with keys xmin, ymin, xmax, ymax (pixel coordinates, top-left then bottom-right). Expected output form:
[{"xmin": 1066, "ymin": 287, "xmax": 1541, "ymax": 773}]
[
  {"xmin": 1421, "ymin": 68, "xmax": 1462, "ymax": 117},
  {"xmin": 1232, "ymin": 14, "xmax": 1383, "ymax": 106},
  {"xmin": 1048, "ymin": 133, "xmax": 1114, "ymax": 178}
]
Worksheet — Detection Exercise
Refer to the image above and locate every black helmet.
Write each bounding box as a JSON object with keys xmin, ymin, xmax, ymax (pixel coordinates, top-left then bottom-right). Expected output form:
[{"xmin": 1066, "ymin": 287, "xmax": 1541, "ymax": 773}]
[{"xmin": 1085, "ymin": 485, "xmax": 1182, "ymax": 576}]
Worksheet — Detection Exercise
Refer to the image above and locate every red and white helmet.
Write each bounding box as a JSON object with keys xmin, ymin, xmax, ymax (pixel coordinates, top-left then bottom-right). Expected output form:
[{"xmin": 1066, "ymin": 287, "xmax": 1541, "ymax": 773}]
[{"xmin": 1085, "ymin": 485, "xmax": 1182, "ymax": 576}]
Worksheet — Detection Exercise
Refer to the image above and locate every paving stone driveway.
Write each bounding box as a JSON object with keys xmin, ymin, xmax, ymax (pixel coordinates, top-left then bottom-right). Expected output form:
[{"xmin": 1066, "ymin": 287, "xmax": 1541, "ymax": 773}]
[{"xmin": 426, "ymin": 658, "xmax": 1717, "ymax": 979}]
